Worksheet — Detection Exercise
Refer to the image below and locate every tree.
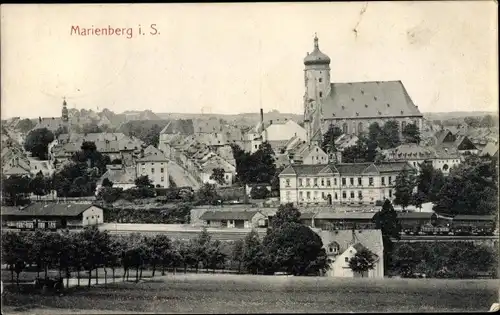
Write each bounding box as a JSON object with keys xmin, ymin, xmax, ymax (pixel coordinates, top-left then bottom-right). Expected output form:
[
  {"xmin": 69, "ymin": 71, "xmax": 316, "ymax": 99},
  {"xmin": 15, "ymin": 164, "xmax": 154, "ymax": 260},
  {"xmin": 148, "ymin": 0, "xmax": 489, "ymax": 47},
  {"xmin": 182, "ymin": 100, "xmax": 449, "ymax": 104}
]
[
  {"xmin": 102, "ymin": 178, "xmax": 113, "ymax": 187},
  {"xmin": 394, "ymin": 168, "xmax": 416, "ymax": 210},
  {"xmin": 251, "ymin": 142, "xmax": 276, "ymax": 184},
  {"xmin": 24, "ymin": 128, "xmax": 55, "ymax": 160},
  {"xmin": 29, "ymin": 172, "xmax": 50, "ymax": 198},
  {"xmin": 270, "ymin": 166, "xmax": 284, "ymax": 197},
  {"xmin": 433, "ymin": 155, "xmax": 498, "ymax": 216},
  {"xmin": 204, "ymin": 240, "xmax": 227, "ymax": 272},
  {"xmin": 82, "ymin": 123, "xmax": 103, "ymax": 134},
  {"xmin": 195, "ymin": 183, "xmax": 222, "ymax": 206},
  {"xmin": 232, "ymin": 239, "xmax": 244, "ymax": 273},
  {"xmin": 250, "ymin": 185, "xmax": 270, "ymax": 199},
  {"xmin": 262, "ymin": 222, "xmax": 328, "ymax": 276},
  {"xmin": 242, "ymin": 230, "xmax": 265, "ymax": 274},
  {"xmin": 480, "ymin": 114, "xmax": 496, "ymax": 128},
  {"xmin": 210, "ymin": 168, "xmax": 226, "ymax": 186},
  {"xmin": 143, "ymin": 124, "xmax": 162, "ymax": 147},
  {"xmin": 72, "ymin": 141, "xmax": 111, "ymax": 176},
  {"xmin": 145, "ymin": 234, "xmax": 172, "ymax": 277},
  {"xmin": 321, "ymin": 124, "xmax": 342, "ymax": 153},
  {"xmin": 270, "ymin": 203, "xmax": 301, "ymax": 230},
  {"xmin": 341, "ymin": 137, "xmax": 377, "ymax": 163},
  {"xmin": 135, "ymin": 175, "xmax": 153, "ymax": 188},
  {"xmin": 411, "ymin": 191, "xmax": 427, "ymax": 211},
  {"xmin": 402, "ymin": 123, "xmax": 421, "ymax": 144},
  {"xmin": 381, "ymin": 120, "xmax": 401, "ymax": 149},
  {"xmin": 16, "ymin": 118, "xmax": 35, "ymax": 133},
  {"xmin": 374, "ymin": 199, "xmax": 401, "ymax": 273},
  {"xmin": 348, "ymin": 247, "xmax": 376, "ymax": 277},
  {"xmin": 2, "ymin": 175, "xmax": 31, "ymax": 206}
]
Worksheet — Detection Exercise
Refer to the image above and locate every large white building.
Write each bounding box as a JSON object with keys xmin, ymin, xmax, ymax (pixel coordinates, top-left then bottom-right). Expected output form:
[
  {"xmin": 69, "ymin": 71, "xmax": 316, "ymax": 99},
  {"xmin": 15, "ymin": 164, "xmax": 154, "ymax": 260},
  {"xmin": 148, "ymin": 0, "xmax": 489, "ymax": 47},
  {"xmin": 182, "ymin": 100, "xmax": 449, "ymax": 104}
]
[
  {"xmin": 279, "ymin": 161, "xmax": 413, "ymax": 205},
  {"xmin": 135, "ymin": 153, "xmax": 169, "ymax": 188}
]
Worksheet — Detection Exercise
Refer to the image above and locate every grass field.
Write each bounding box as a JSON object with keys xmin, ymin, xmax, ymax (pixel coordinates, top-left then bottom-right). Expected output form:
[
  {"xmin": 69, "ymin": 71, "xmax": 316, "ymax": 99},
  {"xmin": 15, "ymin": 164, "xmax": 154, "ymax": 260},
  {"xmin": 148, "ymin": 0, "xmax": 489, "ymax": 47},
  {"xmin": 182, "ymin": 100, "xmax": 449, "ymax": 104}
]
[{"xmin": 2, "ymin": 273, "xmax": 499, "ymax": 314}]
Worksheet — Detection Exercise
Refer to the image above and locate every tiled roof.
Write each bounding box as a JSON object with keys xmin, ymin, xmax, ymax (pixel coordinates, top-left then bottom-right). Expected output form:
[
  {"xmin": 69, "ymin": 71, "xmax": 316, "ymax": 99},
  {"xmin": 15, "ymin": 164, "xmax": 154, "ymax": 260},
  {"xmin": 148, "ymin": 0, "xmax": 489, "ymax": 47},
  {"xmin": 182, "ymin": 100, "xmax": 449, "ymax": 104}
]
[
  {"xmin": 322, "ymin": 81, "xmax": 422, "ymax": 119},
  {"xmin": 160, "ymin": 120, "xmax": 195, "ymax": 135},
  {"xmin": 136, "ymin": 153, "xmax": 168, "ymax": 162},
  {"xmin": 396, "ymin": 212, "xmax": 436, "ymax": 220},
  {"xmin": 33, "ymin": 118, "xmax": 64, "ymax": 132},
  {"xmin": 481, "ymin": 142, "xmax": 498, "ymax": 157},
  {"xmin": 98, "ymin": 167, "xmax": 136, "ymax": 185},
  {"xmin": 3, "ymin": 166, "xmax": 31, "ymax": 175},
  {"xmin": 280, "ymin": 161, "xmax": 412, "ymax": 176},
  {"xmin": 314, "ymin": 210, "xmax": 376, "ymax": 220},
  {"xmin": 1, "ymin": 203, "xmax": 98, "ymax": 217},
  {"xmin": 268, "ymin": 140, "xmax": 289, "ymax": 152},
  {"xmin": 313, "ymin": 229, "xmax": 384, "ymax": 258},
  {"xmin": 199, "ymin": 210, "xmax": 262, "ymax": 221}
]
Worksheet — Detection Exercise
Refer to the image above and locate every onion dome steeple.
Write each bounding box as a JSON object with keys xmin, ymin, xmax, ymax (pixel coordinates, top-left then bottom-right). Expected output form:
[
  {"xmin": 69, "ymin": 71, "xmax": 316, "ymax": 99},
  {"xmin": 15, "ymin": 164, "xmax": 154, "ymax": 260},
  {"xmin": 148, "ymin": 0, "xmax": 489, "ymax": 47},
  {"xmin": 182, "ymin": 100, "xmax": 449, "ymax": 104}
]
[{"xmin": 304, "ymin": 33, "xmax": 331, "ymax": 66}]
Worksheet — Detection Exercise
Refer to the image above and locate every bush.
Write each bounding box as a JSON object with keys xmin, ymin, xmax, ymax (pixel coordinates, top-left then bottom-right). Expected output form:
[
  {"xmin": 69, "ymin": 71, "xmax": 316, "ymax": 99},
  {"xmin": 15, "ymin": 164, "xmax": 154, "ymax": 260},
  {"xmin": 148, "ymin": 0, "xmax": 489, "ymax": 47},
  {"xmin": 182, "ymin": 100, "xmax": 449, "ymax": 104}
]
[
  {"xmin": 97, "ymin": 187, "xmax": 123, "ymax": 204},
  {"xmin": 250, "ymin": 186, "xmax": 270, "ymax": 199}
]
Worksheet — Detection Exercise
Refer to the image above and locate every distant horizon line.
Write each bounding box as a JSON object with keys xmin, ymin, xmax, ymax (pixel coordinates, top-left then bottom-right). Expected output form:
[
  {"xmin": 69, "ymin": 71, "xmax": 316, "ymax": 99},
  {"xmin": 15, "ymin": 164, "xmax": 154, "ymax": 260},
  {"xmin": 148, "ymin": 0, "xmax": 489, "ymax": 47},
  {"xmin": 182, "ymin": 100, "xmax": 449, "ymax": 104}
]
[{"xmin": 2, "ymin": 109, "xmax": 498, "ymax": 121}]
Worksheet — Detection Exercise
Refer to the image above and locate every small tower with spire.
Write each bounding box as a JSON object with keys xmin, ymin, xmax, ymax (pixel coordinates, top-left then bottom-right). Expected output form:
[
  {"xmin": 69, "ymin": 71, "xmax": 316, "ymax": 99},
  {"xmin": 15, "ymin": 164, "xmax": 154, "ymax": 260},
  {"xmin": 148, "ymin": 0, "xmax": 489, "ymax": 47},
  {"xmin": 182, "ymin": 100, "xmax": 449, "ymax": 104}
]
[{"xmin": 61, "ymin": 97, "xmax": 69, "ymax": 133}]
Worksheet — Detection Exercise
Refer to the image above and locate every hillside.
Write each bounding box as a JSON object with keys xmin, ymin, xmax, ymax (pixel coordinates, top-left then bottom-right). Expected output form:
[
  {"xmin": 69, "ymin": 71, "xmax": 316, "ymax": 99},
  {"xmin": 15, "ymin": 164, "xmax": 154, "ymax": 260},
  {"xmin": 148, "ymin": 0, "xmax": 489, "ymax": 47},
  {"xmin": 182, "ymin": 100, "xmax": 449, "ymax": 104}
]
[{"xmin": 423, "ymin": 111, "xmax": 498, "ymax": 121}]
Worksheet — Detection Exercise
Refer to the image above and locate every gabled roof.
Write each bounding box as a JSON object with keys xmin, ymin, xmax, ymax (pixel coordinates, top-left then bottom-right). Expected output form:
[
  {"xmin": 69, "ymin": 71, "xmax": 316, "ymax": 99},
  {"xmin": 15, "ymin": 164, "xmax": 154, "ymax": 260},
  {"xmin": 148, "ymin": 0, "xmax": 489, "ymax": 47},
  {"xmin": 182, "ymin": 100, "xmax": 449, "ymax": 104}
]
[
  {"xmin": 3, "ymin": 166, "xmax": 31, "ymax": 175},
  {"xmin": 313, "ymin": 228, "xmax": 384, "ymax": 258},
  {"xmin": 1, "ymin": 203, "xmax": 99, "ymax": 217},
  {"xmin": 199, "ymin": 210, "xmax": 263, "ymax": 221},
  {"xmin": 453, "ymin": 215, "xmax": 496, "ymax": 221},
  {"xmin": 136, "ymin": 153, "xmax": 168, "ymax": 162},
  {"xmin": 98, "ymin": 167, "xmax": 136, "ymax": 185},
  {"xmin": 322, "ymin": 81, "xmax": 422, "ymax": 120},
  {"xmin": 481, "ymin": 142, "xmax": 498, "ymax": 157}
]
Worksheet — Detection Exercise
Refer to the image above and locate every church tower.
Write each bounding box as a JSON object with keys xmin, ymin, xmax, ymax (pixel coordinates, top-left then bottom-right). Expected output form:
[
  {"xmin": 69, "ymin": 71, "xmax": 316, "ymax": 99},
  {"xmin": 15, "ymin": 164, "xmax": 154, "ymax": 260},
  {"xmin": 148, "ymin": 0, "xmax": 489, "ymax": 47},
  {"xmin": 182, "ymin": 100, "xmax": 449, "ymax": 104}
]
[
  {"xmin": 303, "ymin": 34, "xmax": 331, "ymax": 146},
  {"xmin": 61, "ymin": 97, "xmax": 69, "ymax": 133}
]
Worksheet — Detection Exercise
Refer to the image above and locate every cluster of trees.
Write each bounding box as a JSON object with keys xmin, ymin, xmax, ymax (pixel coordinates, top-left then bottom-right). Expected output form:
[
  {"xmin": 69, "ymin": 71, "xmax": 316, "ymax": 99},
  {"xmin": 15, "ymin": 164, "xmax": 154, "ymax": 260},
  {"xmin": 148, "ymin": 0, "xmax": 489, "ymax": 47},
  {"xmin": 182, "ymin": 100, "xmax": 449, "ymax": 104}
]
[
  {"xmin": 24, "ymin": 128, "xmax": 55, "ymax": 160},
  {"xmin": 16, "ymin": 118, "xmax": 36, "ymax": 133},
  {"xmin": 392, "ymin": 155, "xmax": 498, "ymax": 216},
  {"xmin": 464, "ymin": 115, "xmax": 498, "ymax": 128},
  {"xmin": 2, "ymin": 172, "xmax": 55, "ymax": 206},
  {"xmin": 390, "ymin": 242, "xmax": 497, "ymax": 278},
  {"xmin": 104, "ymin": 203, "xmax": 193, "ymax": 224},
  {"xmin": 119, "ymin": 120, "xmax": 167, "ymax": 148},
  {"xmin": 320, "ymin": 121, "xmax": 421, "ymax": 164},
  {"xmin": 230, "ymin": 142, "xmax": 277, "ymax": 186},
  {"xmin": 1, "ymin": 227, "xmax": 227, "ymax": 288}
]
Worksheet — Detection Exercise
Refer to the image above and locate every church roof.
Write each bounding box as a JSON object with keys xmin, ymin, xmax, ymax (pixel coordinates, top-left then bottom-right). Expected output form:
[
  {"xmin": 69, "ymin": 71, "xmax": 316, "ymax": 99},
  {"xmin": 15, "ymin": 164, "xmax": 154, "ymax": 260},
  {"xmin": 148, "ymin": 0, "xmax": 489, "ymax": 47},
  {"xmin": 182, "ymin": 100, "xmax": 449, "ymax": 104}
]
[{"xmin": 322, "ymin": 81, "xmax": 422, "ymax": 119}]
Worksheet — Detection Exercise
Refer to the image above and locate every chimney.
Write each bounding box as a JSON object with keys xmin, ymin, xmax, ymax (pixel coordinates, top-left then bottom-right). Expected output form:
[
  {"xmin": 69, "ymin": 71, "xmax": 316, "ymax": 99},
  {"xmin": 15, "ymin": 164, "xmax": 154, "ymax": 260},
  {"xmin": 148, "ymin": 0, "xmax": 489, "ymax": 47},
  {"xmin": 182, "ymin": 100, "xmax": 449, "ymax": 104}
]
[
  {"xmin": 39, "ymin": 117, "xmax": 42, "ymax": 123},
  {"xmin": 260, "ymin": 108, "xmax": 264, "ymax": 126}
]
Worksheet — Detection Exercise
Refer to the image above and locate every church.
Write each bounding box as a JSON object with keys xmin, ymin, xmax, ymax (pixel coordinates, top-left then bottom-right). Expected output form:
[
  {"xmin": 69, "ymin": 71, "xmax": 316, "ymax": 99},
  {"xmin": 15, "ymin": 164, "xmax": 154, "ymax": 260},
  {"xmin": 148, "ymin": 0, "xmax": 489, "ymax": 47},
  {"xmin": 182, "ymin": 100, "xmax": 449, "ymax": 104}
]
[{"xmin": 303, "ymin": 35, "xmax": 423, "ymax": 146}]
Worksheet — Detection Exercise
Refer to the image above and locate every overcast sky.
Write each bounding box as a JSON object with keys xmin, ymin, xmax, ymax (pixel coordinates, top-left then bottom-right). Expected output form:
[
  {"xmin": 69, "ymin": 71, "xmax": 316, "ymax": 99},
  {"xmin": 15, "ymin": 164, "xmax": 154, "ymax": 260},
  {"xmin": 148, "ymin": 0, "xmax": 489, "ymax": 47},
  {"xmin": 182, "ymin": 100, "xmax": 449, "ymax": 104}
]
[{"xmin": 1, "ymin": 2, "xmax": 498, "ymax": 119}]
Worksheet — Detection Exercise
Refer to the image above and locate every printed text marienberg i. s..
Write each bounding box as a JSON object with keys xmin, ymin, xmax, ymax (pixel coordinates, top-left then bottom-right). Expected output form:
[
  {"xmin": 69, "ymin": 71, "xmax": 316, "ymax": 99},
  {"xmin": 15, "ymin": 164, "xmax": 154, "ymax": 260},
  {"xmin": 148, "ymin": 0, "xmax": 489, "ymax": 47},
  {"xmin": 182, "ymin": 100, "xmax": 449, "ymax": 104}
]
[{"xmin": 70, "ymin": 24, "xmax": 159, "ymax": 39}]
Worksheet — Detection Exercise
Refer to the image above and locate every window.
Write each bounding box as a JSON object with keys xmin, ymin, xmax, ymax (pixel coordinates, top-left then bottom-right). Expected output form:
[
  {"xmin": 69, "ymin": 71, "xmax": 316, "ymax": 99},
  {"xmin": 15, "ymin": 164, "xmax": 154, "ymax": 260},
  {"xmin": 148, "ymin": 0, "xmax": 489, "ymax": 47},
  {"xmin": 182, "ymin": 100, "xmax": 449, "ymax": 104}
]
[
  {"xmin": 321, "ymin": 178, "xmax": 325, "ymax": 186},
  {"xmin": 334, "ymin": 193, "xmax": 338, "ymax": 200},
  {"xmin": 334, "ymin": 178, "xmax": 337, "ymax": 186},
  {"xmin": 350, "ymin": 191, "xmax": 355, "ymax": 198},
  {"xmin": 151, "ymin": 168, "xmax": 155, "ymax": 173},
  {"xmin": 207, "ymin": 220, "xmax": 211, "ymax": 225},
  {"xmin": 322, "ymin": 192, "xmax": 325, "ymax": 199},
  {"xmin": 286, "ymin": 179, "xmax": 290, "ymax": 187},
  {"xmin": 313, "ymin": 178, "xmax": 318, "ymax": 186},
  {"xmin": 388, "ymin": 176, "xmax": 392, "ymax": 185},
  {"xmin": 141, "ymin": 163, "xmax": 145, "ymax": 166},
  {"xmin": 299, "ymin": 191, "xmax": 303, "ymax": 199},
  {"xmin": 389, "ymin": 190, "xmax": 393, "ymax": 198},
  {"xmin": 350, "ymin": 178, "xmax": 354, "ymax": 186},
  {"xmin": 381, "ymin": 177, "xmax": 385, "ymax": 186},
  {"xmin": 306, "ymin": 191, "xmax": 311, "ymax": 199},
  {"xmin": 161, "ymin": 176, "xmax": 164, "ymax": 182},
  {"xmin": 368, "ymin": 177, "xmax": 373, "ymax": 186},
  {"xmin": 319, "ymin": 92, "xmax": 323, "ymax": 97},
  {"xmin": 345, "ymin": 257, "xmax": 349, "ymax": 263},
  {"xmin": 326, "ymin": 179, "xmax": 331, "ymax": 187},
  {"xmin": 319, "ymin": 78, "xmax": 322, "ymax": 83},
  {"xmin": 306, "ymin": 178, "xmax": 311, "ymax": 187},
  {"xmin": 342, "ymin": 191, "xmax": 347, "ymax": 198},
  {"xmin": 161, "ymin": 168, "xmax": 164, "ymax": 173},
  {"xmin": 342, "ymin": 178, "xmax": 346, "ymax": 186},
  {"xmin": 299, "ymin": 179, "xmax": 303, "ymax": 187},
  {"xmin": 358, "ymin": 191, "xmax": 363, "ymax": 199}
]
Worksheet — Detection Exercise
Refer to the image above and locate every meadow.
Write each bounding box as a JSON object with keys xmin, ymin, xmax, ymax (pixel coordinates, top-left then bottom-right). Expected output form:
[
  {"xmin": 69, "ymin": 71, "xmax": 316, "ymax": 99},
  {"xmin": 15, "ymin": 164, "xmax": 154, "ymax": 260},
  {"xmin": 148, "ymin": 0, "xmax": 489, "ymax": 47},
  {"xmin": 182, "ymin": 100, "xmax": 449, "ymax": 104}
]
[{"xmin": 2, "ymin": 273, "xmax": 498, "ymax": 314}]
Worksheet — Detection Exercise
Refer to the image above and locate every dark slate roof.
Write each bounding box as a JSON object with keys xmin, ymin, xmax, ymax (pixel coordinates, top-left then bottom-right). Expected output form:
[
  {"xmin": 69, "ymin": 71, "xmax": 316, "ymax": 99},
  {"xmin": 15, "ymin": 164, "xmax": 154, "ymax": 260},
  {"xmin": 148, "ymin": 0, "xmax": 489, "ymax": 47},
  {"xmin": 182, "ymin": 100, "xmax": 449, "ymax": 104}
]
[
  {"xmin": 314, "ymin": 211, "xmax": 376, "ymax": 220},
  {"xmin": 397, "ymin": 212, "xmax": 436, "ymax": 220},
  {"xmin": 199, "ymin": 210, "xmax": 262, "ymax": 221},
  {"xmin": 453, "ymin": 215, "xmax": 496, "ymax": 221},
  {"xmin": 280, "ymin": 162, "xmax": 412, "ymax": 176},
  {"xmin": 160, "ymin": 119, "xmax": 195, "ymax": 135},
  {"xmin": 1, "ymin": 203, "xmax": 98, "ymax": 217},
  {"xmin": 322, "ymin": 81, "xmax": 422, "ymax": 119}
]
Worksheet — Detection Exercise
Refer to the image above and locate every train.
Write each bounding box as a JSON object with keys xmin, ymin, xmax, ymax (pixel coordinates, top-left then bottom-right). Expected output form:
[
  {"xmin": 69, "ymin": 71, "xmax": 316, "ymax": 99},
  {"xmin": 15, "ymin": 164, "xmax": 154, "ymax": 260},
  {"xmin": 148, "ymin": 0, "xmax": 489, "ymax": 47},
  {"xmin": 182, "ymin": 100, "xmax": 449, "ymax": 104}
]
[
  {"xmin": 4, "ymin": 219, "xmax": 59, "ymax": 231},
  {"xmin": 397, "ymin": 213, "xmax": 497, "ymax": 236}
]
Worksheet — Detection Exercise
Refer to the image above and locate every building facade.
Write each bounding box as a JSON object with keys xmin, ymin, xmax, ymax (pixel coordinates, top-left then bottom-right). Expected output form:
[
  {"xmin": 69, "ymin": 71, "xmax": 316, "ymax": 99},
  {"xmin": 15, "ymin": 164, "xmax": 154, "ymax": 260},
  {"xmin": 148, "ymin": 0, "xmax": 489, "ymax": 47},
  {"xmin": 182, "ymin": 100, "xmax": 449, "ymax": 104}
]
[
  {"xmin": 279, "ymin": 161, "xmax": 413, "ymax": 206},
  {"xmin": 135, "ymin": 154, "xmax": 169, "ymax": 188},
  {"xmin": 302, "ymin": 35, "xmax": 423, "ymax": 145}
]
